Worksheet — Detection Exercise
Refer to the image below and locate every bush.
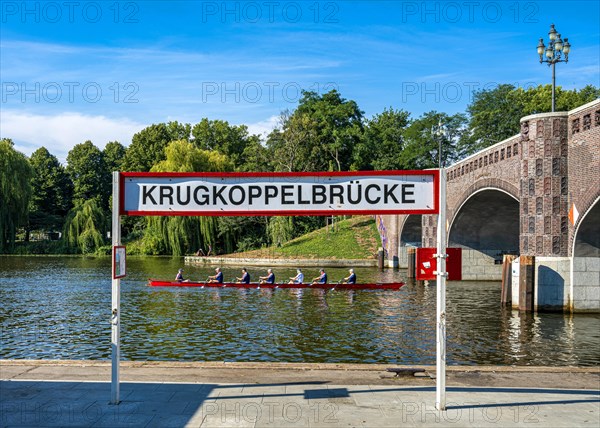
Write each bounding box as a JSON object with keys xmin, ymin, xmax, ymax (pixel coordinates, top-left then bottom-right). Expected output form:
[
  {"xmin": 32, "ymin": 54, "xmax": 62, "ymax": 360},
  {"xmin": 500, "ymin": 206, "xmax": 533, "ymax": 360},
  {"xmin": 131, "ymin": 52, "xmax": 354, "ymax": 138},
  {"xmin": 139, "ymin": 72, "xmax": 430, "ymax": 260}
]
[
  {"xmin": 12, "ymin": 240, "xmax": 71, "ymax": 255},
  {"xmin": 140, "ymin": 229, "xmax": 167, "ymax": 255}
]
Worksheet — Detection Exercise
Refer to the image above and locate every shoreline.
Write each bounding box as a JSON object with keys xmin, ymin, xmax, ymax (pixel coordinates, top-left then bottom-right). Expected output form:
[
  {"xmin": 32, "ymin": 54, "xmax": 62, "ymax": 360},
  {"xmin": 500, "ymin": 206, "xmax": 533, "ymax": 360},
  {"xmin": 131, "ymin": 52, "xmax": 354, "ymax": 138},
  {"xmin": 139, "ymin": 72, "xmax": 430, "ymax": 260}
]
[
  {"xmin": 185, "ymin": 256, "xmax": 378, "ymax": 267},
  {"xmin": 3, "ymin": 360, "xmax": 599, "ymax": 389}
]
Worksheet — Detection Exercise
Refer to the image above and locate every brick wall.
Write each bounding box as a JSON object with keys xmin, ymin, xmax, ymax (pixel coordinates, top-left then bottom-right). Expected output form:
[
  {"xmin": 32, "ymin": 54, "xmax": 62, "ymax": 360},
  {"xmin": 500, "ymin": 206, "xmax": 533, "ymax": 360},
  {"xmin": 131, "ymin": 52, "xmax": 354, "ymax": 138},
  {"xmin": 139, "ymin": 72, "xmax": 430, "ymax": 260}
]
[
  {"xmin": 519, "ymin": 112, "xmax": 569, "ymax": 256},
  {"xmin": 567, "ymin": 102, "xmax": 600, "ymax": 254}
]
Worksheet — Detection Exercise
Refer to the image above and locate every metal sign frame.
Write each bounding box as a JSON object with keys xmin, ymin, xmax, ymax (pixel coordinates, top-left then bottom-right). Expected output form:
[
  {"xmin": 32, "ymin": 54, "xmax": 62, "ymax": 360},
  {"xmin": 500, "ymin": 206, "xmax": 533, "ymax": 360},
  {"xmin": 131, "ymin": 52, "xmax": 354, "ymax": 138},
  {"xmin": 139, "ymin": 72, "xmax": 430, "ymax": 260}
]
[
  {"xmin": 119, "ymin": 170, "xmax": 439, "ymax": 217},
  {"xmin": 110, "ymin": 169, "xmax": 446, "ymax": 408}
]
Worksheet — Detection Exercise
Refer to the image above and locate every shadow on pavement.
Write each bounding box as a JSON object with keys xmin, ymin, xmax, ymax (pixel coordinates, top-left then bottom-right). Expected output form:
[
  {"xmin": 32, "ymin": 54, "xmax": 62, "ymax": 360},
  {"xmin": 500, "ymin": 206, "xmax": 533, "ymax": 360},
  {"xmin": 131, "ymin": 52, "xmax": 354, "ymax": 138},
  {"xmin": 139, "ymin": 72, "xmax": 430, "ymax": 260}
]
[{"xmin": 2, "ymin": 380, "xmax": 599, "ymax": 427}]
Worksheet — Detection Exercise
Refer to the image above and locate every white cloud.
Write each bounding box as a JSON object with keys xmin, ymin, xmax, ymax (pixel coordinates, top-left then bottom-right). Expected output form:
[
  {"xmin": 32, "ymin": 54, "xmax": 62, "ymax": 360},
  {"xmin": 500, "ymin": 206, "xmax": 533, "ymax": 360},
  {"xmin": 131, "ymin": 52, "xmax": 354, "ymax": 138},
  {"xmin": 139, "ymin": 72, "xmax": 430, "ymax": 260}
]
[
  {"xmin": 245, "ymin": 115, "xmax": 280, "ymax": 140},
  {"xmin": 1, "ymin": 110, "xmax": 145, "ymax": 162}
]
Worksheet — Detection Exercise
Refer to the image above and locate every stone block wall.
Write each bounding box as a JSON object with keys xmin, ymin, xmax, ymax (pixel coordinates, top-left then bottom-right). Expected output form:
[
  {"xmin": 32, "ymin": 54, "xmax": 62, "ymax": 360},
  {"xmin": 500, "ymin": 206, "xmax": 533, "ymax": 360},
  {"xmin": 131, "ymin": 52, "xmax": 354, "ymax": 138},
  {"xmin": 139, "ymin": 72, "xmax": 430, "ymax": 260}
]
[
  {"xmin": 460, "ymin": 249, "xmax": 503, "ymax": 281},
  {"xmin": 572, "ymin": 257, "xmax": 600, "ymax": 312},
  {"xmin": 398, "ymin": 245, "xmax": 410, "ymax": 268}
]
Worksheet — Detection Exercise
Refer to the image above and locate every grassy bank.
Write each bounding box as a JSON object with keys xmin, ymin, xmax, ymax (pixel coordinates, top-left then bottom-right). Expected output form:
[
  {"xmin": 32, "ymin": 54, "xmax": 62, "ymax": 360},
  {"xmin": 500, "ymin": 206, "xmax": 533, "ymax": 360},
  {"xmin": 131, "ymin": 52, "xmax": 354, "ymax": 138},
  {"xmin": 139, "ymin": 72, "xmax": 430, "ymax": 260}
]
[
  {"xmin": 6, "ymin": 216, "xmax": 382, "ymax": 260},
  {"xmin": 232, "ymin": 216, "xmax": 381, "ymax": 260}
]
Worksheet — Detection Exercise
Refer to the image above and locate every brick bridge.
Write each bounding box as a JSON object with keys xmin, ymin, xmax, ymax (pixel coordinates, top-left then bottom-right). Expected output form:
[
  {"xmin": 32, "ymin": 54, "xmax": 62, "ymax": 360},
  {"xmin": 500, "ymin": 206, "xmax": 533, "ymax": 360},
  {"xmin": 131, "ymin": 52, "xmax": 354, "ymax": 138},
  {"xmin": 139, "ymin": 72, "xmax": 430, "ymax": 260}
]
[{"xmin": 378, "ymin": 99, "xmax": 600, "ymax": 312}]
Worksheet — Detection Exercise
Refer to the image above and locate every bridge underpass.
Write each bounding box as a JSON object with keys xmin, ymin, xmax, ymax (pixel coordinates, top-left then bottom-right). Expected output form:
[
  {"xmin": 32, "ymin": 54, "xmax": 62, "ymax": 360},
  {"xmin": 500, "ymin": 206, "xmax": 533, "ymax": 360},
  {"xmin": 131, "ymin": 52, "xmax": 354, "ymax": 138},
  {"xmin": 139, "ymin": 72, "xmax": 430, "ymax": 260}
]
[
  {"xmin": 448, "ymin": 190, "xmax": 520, "ymax": 280},
  {"xmin": 399, "ymin": 215, "xmax": 422, "ymax": 248},
  {"xmin": 448, "ymin": 189, "xmax": 519, "ymax": 253}
]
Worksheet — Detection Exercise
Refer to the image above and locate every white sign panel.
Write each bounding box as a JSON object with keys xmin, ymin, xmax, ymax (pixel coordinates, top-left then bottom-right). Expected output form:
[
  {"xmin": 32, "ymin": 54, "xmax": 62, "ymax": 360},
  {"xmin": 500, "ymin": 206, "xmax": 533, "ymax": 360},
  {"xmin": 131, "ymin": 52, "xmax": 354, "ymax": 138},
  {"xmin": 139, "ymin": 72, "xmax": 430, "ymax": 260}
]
[{"xmin": 121, "ymin": 171, "xmax": 438, "ymax": 216}]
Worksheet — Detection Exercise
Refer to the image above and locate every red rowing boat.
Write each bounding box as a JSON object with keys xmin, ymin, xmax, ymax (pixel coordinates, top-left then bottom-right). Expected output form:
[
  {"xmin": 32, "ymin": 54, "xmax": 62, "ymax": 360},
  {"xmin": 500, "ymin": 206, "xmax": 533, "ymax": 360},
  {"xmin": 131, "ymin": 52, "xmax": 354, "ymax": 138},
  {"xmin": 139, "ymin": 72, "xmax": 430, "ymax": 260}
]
[{"xmin": 148, "ymin": 279, "xmax": 404, "ymax": 290}]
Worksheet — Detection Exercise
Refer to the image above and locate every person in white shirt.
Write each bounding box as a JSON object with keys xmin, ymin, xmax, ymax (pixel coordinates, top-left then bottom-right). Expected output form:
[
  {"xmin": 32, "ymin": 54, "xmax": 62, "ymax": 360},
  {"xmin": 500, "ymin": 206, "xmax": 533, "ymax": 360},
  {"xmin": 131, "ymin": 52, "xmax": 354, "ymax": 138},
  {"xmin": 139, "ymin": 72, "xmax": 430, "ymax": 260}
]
[{"xmin": 289, "ymin": 269, "xmax": 304, "ymax": 284}]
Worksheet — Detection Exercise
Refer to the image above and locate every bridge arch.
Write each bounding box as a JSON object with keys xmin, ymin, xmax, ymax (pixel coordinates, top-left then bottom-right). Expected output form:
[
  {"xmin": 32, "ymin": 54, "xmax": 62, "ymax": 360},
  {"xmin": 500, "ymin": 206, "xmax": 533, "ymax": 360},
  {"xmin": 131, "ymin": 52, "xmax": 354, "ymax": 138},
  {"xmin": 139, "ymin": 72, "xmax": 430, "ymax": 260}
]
[
  {"xmin": 571, "ymin": 195, "xmax": 600, "ymax": 312},
  {"xmin": 448, "ymin": 188, "xmax": 520, "ymax": 253},
  {"xmin": 448, "ymin": 178, "xmax": 519, "ymax": 223},
  {"xmin": 400, "ymin": 214, "xmax": 422, "ymax": 247},
  {"xmin": 572, "ymin": 195, "xmax": 600, "ymax": 257}
]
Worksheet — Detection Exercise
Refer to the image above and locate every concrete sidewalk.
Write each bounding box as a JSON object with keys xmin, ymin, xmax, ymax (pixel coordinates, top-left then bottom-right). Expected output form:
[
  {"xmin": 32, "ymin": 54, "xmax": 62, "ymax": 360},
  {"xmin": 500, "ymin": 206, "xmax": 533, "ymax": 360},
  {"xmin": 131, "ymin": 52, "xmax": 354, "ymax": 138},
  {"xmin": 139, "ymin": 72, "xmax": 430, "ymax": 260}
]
[{"xmin": 1, "ymin": 361, "xmax": 599, "ymax": 427}]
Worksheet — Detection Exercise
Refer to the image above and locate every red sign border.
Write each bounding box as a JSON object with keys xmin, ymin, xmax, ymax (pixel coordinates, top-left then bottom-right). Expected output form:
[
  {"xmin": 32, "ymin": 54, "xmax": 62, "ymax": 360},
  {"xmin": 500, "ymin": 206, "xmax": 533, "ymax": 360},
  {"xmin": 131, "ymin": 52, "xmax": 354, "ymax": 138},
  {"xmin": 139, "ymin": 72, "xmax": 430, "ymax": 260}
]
[{"xmin": 119, "ymin": 170, "xmax": 439, "ymax": 217}]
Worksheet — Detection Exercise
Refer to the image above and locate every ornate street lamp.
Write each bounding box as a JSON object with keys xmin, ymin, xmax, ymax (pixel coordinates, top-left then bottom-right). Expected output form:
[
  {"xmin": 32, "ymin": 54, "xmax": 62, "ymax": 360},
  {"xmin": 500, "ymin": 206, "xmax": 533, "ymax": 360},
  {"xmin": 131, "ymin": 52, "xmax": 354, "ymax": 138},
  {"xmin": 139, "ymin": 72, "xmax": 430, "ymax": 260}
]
[{"xmin": 537, "ymin": 24, "xmax": 571, "ymax": 112}]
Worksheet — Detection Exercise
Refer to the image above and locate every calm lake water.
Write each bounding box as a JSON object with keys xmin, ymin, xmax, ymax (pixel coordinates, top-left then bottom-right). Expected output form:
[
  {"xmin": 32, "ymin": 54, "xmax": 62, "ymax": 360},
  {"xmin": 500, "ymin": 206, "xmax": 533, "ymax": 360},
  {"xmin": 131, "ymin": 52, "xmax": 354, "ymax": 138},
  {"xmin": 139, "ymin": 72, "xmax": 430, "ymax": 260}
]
[{"xmin": 1, "ymin": 256, "xmax": 599, "ymax": 366}]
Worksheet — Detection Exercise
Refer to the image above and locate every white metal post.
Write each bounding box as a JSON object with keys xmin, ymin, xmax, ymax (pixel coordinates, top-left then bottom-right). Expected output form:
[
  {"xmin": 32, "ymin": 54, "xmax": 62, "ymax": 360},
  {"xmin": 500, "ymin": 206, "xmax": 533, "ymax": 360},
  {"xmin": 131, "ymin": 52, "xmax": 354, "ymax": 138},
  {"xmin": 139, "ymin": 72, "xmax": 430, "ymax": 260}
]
[
  {"xmin": 111, "ymin": 172, "xmax": 121, "ymax": 404},
  {"xmin": 435, "ymin": 167, "xmax": 447, "ymax": 411}
]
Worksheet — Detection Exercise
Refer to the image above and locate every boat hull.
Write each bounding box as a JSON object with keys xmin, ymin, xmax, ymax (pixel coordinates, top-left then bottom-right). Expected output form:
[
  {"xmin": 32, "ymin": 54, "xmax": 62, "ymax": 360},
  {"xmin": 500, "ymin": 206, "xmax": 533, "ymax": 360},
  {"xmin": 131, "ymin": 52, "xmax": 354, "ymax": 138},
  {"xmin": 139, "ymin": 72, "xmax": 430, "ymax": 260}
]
[{"xmin": 148, "ymin": 279, "xmax": 403, "ymax": 290}]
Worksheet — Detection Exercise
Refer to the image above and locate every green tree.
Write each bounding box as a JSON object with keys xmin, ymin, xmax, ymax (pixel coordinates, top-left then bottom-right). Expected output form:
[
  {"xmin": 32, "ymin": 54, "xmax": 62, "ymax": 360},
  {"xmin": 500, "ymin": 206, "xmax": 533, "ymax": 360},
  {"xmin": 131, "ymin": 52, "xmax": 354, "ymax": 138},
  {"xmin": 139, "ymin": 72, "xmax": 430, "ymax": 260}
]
[
  {"xmin": 400, "ymin": 111, "xmax": 467, "ymax": 169},
  {"xmin": 519, "ymin": 84, "xmax": 600, "ymax": 115},
  {"xmin": 103, "ymin": 141, "xmax": 126, "ymax": 173},
  {"xmin": 167, "ymin": 121, "xmax": 192, "ymax": 141},
  {"xmin": 354, "ymin": 108, "xmax": 411, "ymax": 170},
  {"xmin": 28, "ymin": 147, "xmax": 73, "ymax": 235},
  {"xmin": 238, "ymin": 137, "xmax": 272, "ymax": 172},
  {"xmin": 63, "ymin": 199, "xmax": 108, "ymax": 254},
  {"xmin": 122, "ymin": 122, "xmax": 191, "ymax": 172},
  {"xmin": 151, "ymin": 140, "xmax": 232, "ymax": 173},
  {"xmin": 0, "ymin": 139, "xmax": 33, "ymax": 252},
  {"xmin": 464, "ymin": 84, "xmax": 600, "ymax": 155},
  {"xmin": 66, "ymin": 141, "xmax": 110, "ymax": 209},
  {"xmin": 268, "ymin": 216, "xmax": 294, "ymax": 246},
  {"xmin": 143, "ymin": 140, "xmax": 233, "ymax": 256},
  {"xmin": 191, "ymin": 119, "xmax": 255, "ymax": 168},
  {"xmin": 293, "ymin": 90, "xmax": 364, "ymax": 171},
  {"xmin": 267, "ymin": 110, "xmax": 316, "ymax": 172}
]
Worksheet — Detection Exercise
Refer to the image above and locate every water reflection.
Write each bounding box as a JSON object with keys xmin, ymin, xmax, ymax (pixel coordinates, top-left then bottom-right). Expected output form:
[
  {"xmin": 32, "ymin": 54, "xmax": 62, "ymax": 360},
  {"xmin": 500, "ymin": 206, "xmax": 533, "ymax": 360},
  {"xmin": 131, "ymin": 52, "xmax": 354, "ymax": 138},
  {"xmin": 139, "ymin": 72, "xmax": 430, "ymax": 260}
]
[{"xmin": 0, "ymin": 256, "xmax": 598, "ymax": 365}]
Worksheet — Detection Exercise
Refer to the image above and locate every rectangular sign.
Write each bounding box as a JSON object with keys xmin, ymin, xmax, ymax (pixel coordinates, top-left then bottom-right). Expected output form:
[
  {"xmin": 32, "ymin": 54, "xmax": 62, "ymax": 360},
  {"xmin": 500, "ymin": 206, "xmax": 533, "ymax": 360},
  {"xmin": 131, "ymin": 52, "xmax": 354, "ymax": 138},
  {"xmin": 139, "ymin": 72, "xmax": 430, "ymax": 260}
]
[
  {"xmin": 120, "ymin": 171, "xmax": 438, "ymax": 216},
  {"xmin": 113, "ymin": 245, "xmax": 126, "ymax": 279}
]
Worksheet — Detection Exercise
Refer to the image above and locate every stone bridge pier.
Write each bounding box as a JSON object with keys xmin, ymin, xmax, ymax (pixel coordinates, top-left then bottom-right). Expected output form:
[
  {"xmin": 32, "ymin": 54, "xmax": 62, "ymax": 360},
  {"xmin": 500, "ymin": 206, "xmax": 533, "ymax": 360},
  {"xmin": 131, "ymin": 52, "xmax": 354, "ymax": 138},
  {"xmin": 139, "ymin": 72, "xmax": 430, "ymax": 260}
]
[{"xmin": 379, "ymin": 99, "xmax": 600, "ymax": 312}]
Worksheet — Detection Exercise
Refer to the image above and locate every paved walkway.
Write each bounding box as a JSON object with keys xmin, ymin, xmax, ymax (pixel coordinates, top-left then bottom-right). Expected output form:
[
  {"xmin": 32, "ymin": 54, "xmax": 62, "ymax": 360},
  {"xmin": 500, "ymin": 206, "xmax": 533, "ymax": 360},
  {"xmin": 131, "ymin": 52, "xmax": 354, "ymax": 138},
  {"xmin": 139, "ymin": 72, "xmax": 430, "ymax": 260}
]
[{"xmin": 1, "ymin": 361, "xmax": 599, "ymax": 427}]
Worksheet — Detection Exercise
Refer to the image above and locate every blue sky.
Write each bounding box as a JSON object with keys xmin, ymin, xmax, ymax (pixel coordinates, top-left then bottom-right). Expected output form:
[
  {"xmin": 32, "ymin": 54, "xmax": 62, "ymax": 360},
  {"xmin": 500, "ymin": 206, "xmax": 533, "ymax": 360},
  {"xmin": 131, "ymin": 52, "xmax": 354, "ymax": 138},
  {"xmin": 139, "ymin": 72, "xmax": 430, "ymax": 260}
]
[{"xmin": 1, "ymin": 1, "xmax": 599, "ymax": 161}]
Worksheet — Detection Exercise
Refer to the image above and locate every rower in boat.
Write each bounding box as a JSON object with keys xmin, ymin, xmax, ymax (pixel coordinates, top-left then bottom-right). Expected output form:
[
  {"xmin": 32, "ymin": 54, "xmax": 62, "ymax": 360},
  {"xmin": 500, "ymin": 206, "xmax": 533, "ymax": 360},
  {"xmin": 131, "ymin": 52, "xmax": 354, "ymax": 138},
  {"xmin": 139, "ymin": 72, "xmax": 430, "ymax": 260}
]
[
  {"xmin": 342, "ymin": 269, "xmax": 356, "ymax": 284},
  {"xmin": 175, "ymin": 268, "xmax": 189, "ymax": 282},
  {"xmin": 208, "ymin": 267, "xmax": 224, "ymax": 284},
  {"xmin": 236, "ymin": 268, "xmax": 250, "ymax": 284},
  {"xmin": 311, "ymin": 269, "xmax": 327, "ymax": 285},
  {"xmin": 289, "ymin": 268, "xmax": 304, "ymax": 284},
  {"xmin": 148, "ymin": 278, "xmax": 403, "ymax": 290},
  {"xmin": 259, "ymin": 269, "xmax": 275, "ymax": 285}
]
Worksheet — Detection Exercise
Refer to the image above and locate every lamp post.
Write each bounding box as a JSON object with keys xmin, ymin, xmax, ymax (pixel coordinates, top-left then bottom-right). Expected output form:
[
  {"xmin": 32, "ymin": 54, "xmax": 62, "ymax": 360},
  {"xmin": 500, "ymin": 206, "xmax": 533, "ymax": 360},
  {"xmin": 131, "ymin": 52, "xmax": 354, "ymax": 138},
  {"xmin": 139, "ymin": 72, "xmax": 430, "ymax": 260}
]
[{"xmin": 537, "ymin": 24, "xmax": 571, "ymax": 112}]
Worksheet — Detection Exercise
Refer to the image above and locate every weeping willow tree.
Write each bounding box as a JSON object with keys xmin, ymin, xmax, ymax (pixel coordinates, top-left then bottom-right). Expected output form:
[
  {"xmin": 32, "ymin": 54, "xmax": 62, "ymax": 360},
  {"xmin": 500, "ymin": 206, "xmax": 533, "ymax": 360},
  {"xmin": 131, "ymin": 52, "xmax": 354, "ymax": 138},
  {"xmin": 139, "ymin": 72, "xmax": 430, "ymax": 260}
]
[
  {"xmin": 143, "ymin": 140, "xmax": 233, "ymax": 256},
  {"xmin": 63, "ymin": 199, "xmax": 108, "ymax": 254},
  {"xmin": 0, "ymin": 139, "xmax": 33, "ymax": 252},
  {"xmin": 267, "ymin": 216, "xmax": 294, "ymax": 247}
]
